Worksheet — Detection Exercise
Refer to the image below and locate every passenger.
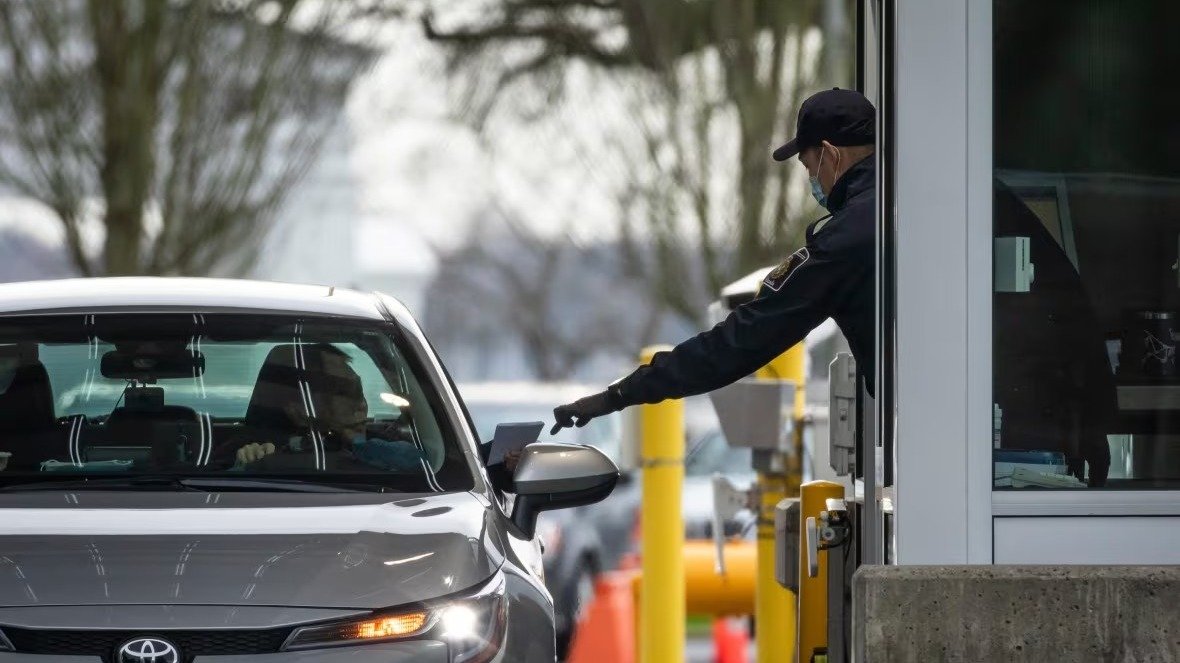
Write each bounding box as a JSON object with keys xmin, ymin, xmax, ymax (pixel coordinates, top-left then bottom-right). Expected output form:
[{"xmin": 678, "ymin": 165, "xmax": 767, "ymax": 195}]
[
  {"xmin": 220, "ymin": 344, "xmax": 424, "ymax": 472},
  {"xmin": 0, "ymin": 360, "xmax": 66, "ymax": 471}
]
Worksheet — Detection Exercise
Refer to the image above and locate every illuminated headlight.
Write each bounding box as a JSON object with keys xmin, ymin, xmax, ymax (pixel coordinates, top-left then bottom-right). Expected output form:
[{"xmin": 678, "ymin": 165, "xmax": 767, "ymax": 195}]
[
  {"xmin": 282, "ymin": 611, "xmax": 431, "ymax": 648},
  {"xmin": 283, "ymin": 574, "xmax": 507, "ymax": 662}
]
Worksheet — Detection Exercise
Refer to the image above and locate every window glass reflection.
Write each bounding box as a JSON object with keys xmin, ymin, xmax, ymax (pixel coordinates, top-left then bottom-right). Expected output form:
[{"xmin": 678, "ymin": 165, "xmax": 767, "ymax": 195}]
[{"xmin": 993, "ymin": 0, "xmax": 1180, "ymax": 489}]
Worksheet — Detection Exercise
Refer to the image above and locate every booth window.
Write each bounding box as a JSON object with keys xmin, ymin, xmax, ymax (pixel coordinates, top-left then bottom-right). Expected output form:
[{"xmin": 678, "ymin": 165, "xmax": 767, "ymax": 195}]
[{"xmin": 993, "ymin": 0, "xmax": 1180, "ymax": 489}]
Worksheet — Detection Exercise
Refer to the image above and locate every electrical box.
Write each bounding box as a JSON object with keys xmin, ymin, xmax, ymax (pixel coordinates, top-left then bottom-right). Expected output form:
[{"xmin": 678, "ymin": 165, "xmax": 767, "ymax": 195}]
[
  {"xmin": 775, "ymin": 498, "xmax": 801, "ymax": 591},
  {"xmin": 829, "ymin": 353, "xmax": 857, "ymax": 476},
  {"xmin": 994, "ymin": 236, "xmax": 1034, "ymax": 293},
  {"xmin": 708, "ymin": 378, "xmax": 795, "ymax": 452}
]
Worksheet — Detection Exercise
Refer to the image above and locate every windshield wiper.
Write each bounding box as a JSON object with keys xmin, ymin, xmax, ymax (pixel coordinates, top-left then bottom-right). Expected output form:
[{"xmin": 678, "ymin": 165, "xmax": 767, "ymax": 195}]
[
  {"xmin": 0, "ymin": 476, "xmax": 389, "ymax": 493},
  {"xmin": 175, "ymin": 477, "xmax": 390, "ymax": 493},
  {"xmin": 0, "ymin": 475, "xmax": 207, "ymax": 492}
]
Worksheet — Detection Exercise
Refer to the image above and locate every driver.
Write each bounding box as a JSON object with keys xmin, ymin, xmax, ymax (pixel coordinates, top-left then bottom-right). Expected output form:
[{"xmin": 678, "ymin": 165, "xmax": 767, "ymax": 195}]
[{"xmin": 220, "ymin": 344, "xmax": 423, "ymax": 472}]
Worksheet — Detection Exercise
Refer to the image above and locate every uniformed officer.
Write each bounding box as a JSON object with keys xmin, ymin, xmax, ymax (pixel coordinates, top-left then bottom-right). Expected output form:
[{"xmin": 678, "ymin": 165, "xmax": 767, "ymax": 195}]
[{"xmin": 552, "ymin": 88, "xmax": 877, "ymax": 433}]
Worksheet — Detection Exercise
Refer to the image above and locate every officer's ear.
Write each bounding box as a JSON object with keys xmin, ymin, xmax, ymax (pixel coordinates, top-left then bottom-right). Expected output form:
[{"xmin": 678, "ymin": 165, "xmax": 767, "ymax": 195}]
[{"xmin": 819, "ymin": 140, "xmax": 841, "ymax": 169}]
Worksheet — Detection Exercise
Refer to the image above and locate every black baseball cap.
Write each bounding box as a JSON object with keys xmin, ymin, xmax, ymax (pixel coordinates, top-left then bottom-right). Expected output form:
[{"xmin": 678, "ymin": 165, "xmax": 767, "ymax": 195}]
[{"xmin": 772, "ymin": 88, "xmax": 875, "ymax": 161}]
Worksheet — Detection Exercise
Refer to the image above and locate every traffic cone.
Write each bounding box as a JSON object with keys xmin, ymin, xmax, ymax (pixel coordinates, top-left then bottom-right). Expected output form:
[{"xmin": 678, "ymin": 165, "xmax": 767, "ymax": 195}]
[
  {"xmin": 713, "ymin": 616, "xmax": 750, "ymax": 663},
  {"xmin": 617, "ymin": 551, "xmax": 640, "ymax": 571},
  {"xmin": 566, "ymin": 571, "xmax": 637, "ymax": 663}
]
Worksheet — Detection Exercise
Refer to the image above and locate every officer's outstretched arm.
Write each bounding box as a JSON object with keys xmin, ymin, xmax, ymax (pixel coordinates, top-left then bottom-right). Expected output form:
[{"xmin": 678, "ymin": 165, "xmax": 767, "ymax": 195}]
[{"xmin": 612, "ymin": 243, "xmax": 864, "ymax": 406}]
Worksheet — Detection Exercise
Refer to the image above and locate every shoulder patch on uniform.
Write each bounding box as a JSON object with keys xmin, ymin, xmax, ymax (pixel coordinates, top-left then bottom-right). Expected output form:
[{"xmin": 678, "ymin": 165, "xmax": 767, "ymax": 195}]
[{"xmin": 762, "ymin": 247, "xmax": 810, "ymax": 292}]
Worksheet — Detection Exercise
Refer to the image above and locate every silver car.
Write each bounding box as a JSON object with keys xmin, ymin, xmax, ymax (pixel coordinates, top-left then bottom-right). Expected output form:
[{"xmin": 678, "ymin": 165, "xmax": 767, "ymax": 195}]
[{"xmin": 0, "ymin": 278, "xmax": 618, "ymax": 662}]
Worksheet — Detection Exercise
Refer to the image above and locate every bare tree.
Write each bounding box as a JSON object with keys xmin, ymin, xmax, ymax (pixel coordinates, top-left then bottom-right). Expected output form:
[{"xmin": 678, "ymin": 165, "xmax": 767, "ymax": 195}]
[
  {"xmin": 417, "ymin": 0, "xmax": 837, "ymax": 325},
  {"xmin": 0, "ymin": 0, "xmax": 394, "ymax": 276},
  {"xmin": 424, "ymin": 208, "xmax": 668, "ymax": 381}
]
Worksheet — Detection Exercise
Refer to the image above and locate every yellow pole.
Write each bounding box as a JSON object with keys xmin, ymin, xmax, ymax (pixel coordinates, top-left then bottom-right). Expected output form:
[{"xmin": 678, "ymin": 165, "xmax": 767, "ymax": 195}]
[
  {"xmin": 638, "ymin": 345, "xmax": 684, "ymax": 663},
  {"xmin": 797, "ymin": 480, "xmax": 845, "ymax": 662},
  {"xmin": 752, "ymin": 344, "xmax": 805, "ymax": 663}
]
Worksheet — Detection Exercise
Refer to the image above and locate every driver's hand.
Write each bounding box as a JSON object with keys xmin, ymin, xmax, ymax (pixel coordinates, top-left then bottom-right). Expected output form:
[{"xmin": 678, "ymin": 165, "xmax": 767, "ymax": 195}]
[
  {"xmin": 236, "ymin": 442, "xmax": 276, "ymax": 465},
  {"xmin": 504, "ymin": 449, "xmax": 523, "ymax": 473}
]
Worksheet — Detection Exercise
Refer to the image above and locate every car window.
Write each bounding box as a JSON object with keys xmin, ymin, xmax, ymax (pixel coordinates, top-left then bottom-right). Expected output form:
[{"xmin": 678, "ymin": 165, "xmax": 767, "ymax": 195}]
[
  {"xmin": 0, "ymin": 314, "xmax": 472, "ymax": 492},
  {"xmin": 48, "ymin": 343, "xmax": 269, "ymax": 419}
]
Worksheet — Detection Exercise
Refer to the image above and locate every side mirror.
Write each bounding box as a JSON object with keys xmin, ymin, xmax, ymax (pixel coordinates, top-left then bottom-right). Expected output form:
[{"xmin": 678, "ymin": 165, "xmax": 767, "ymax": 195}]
[{"xmin": 510, "ymin": 442, "xmax": 619, "ymax": 538}]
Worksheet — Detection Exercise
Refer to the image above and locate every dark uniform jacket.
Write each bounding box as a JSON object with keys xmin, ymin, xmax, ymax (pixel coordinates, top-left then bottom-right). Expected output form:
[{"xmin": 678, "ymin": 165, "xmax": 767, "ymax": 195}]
[{"xmin": 611, "ymin": 156, "xmax": 877, "ymax": 406}]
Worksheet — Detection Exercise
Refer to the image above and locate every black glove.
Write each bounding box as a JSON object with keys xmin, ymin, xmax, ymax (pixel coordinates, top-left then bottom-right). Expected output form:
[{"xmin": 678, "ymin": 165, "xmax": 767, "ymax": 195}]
[{"xmin": 551, "ymin": 389, "xmax": 625, "ymax": 434}]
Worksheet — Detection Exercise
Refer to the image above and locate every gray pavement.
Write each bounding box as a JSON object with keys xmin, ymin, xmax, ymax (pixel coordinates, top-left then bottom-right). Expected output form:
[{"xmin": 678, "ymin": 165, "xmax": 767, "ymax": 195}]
[{"xmin": 686, "ymin": 637, "xmax": 713, "ymax": 662}]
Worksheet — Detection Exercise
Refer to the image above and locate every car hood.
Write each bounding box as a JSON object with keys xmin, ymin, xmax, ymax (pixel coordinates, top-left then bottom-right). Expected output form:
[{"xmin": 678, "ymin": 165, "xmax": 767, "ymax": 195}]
[{"xmin": 0, "ymin": 492, "xmax": 505, "ymax": 609}]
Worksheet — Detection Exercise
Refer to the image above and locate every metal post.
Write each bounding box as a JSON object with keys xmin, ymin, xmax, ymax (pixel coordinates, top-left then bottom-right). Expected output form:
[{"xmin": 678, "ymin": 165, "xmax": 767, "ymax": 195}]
[
  {"xmin": 860, "ymin": 388, "xmax": 883, "ymax": 565},
  {"xmin": 752, "ymin": 345, "xmax": 805, "ymax": 663},
  {"xmin": 638, "ymin": 346, "xmax": 684, "ymax": 663}
]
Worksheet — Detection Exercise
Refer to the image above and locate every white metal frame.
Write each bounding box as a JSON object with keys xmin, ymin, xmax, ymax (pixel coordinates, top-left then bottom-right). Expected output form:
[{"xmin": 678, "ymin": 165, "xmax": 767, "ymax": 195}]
[
  {"xmin": 892, "ymin": 0, "xmax": 987, "ymax": 564},
  {"xmin": 964, "ymin": 0, "xmax": 993, "ymax": 564}
]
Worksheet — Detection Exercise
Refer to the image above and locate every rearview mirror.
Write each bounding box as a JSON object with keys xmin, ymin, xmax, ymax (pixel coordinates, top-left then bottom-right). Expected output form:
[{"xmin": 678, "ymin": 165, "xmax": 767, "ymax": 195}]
[
  {"xmin": 101, "ymin": 350, "xmax": 204, "ymax": 380},
  {"xmin": 510, "ymin": 442, "xmax": 619, "ymax": 538}
]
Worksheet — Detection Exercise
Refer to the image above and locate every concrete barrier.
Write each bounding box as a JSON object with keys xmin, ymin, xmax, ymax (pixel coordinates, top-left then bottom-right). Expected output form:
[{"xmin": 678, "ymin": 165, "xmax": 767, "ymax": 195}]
[{"xmin": 854, "ymin": 565, "xmax": 1180, "ymax": 663}]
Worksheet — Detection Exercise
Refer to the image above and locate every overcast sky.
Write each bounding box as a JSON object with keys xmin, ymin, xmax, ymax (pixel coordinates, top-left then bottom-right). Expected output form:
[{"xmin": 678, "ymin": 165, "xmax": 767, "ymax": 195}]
[{"xmin": 346, "ymin": 18, "xmax": 680, "ymax": 262}]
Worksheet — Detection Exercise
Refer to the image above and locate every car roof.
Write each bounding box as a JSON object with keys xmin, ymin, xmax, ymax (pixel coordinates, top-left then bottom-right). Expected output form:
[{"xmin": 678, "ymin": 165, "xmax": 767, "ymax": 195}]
[{"xmin": 0, "ymin": 278, "xmax": 397, "ymax": 320}]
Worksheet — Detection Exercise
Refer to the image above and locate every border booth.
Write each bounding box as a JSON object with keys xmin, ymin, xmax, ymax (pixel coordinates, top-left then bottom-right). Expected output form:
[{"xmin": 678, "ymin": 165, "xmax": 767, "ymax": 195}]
[{"xmin": 769, "ymin": 1, "xmax": 1180, "ymax": 661}]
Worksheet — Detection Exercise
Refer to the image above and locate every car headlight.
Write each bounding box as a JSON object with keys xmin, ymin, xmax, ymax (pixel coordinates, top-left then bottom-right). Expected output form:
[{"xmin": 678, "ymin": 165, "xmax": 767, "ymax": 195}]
[{"xmin": 283, "ymin": 573, "xmax": 507, "ymax": 662}]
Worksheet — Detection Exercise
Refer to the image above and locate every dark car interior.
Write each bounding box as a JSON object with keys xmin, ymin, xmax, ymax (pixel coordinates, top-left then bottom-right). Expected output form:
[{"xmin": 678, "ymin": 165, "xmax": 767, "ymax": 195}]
[{"xmin": 0, "ymin": 314, "xmax": 475, "ymax": 492}]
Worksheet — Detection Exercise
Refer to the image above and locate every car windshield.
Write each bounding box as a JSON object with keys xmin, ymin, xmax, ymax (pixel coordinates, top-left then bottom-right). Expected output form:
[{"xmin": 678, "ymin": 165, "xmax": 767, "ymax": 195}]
[
  {"xmin": 464, "ymin": 401, "xmax": 620, "ymax": 461},
  {"xmin": 0, "ymin": 313, "xmax": 473, "ymax": 492}
]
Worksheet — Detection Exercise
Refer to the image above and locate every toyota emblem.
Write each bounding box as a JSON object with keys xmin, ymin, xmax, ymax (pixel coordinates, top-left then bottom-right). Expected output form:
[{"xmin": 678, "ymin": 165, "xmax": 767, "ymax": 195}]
[{"xmin": 117, "ymin": 637, "xmax": 180, "ymax": 663}]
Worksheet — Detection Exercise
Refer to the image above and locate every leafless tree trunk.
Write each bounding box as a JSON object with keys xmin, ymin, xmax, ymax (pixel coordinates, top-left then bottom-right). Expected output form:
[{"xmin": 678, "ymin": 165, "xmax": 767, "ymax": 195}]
[
  {"xmin": 425, "ymin": 208, "xmax": 667, "ymax": 381},
  {"xmin": 0, "ymin": 0, "xmax": 395, "ymax": 276}
]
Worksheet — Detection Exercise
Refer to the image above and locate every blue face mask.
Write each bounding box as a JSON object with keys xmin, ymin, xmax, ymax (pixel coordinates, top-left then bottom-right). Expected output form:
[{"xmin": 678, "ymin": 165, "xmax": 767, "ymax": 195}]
[{"xmin": 809, "ymin": 149, "xmax": 828, "ymax": 208}]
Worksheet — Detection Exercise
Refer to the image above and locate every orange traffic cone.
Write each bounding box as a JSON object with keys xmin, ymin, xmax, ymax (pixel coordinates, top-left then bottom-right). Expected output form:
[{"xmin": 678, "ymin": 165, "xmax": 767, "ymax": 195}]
[
  {"xmin": 713, "ymin": 616, "xmax": 750, "ymax": 663},
  {"xmin": 617, "ymin": 551, "xmax": 640, "ymax": 571},
  {"xmin": 567, "ymin": 571, "xmax": 637, "ymax": 663}
]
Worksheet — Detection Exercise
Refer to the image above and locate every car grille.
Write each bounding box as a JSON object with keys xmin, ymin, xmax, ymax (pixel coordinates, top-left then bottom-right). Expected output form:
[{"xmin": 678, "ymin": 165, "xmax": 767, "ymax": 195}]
[{"xmin": 3, "ymin": 626, "xmax": 292, "ymax": 661}]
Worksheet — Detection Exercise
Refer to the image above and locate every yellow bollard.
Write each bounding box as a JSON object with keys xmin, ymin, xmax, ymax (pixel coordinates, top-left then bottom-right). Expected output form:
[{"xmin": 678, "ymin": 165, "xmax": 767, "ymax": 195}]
[
  {"xmin": 755, "ymin": 343, "xmax": 808, "ymax": 420},
  {"xmin": 754, "ymin": 470, "xmax": 795, "ymax": 663},
  {"xmin": 751, "ymin": 345, "xmax": 805, "ymax": 663},
  {"xmin": 638, "ymin": 346, "xmax": 685, "ymax": 663},
  {"xmin": 797, "ymin": 480, "xmax": 845, "ymax": 662}
]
